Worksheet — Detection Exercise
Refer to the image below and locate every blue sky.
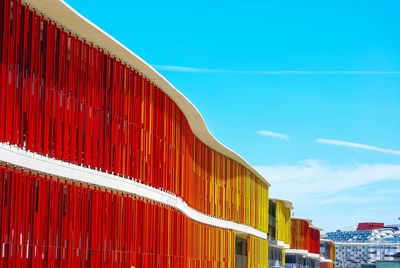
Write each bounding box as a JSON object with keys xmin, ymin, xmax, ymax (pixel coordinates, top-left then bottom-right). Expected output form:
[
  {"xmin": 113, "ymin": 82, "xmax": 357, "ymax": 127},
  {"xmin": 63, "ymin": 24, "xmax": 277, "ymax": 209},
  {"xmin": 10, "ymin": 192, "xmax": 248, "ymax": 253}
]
[{"xmin": 65, "ymin": 0, "xmax": 400, "ymax": 232}]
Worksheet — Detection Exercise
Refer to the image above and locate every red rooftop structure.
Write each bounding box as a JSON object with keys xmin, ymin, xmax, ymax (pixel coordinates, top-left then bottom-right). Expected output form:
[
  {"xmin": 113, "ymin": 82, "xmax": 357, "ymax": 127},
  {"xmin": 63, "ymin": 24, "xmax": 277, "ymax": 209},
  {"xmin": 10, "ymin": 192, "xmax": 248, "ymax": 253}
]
[{"xmin": 357, "ymin": 222, "xmax": 385, "ymax": 230}]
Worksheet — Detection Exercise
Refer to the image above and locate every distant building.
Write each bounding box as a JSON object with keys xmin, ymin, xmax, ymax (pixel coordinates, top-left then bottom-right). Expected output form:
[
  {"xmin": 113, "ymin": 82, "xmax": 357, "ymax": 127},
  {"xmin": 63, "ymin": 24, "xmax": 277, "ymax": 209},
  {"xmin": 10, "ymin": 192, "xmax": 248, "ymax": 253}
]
[
  {"xmin": 357, "ymin": 223, "xmax": 385, "ymax": 231},
  {"xmin": 326, "ymin": 224, "xmax": 400, "ymax": 268}
]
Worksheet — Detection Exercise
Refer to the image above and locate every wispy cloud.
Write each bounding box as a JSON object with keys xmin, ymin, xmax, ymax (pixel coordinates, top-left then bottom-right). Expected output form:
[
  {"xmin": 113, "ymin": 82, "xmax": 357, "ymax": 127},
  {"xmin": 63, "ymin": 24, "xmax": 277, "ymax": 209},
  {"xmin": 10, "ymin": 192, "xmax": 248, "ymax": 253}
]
[
  {"xmin": 259, "ymin": 160, "xmax": 400, "ymax": 197},
  {"xmin": 317, "ymin": 138, "xmax": 400, "ymax": 156},
  {"xmin": 256, "ymin": 160, "xmax": 400, "ymax": 231},
  {"xmin": 153, "ymin": 65, "xmax": 400, "ymax": 75},
  {"xmin": 256, "ymin": 130, "xmax": 289, "ymax": 140},
  {"xmin": 317, "ymin": 195, "xmax": 390, "ymax": 205}
]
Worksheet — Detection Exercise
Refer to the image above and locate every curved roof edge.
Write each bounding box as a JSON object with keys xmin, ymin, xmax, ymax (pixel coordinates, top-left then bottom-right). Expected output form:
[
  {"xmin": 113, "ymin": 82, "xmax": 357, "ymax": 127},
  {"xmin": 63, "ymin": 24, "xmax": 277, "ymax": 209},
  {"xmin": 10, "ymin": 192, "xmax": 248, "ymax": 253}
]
[
  {"xmin": 270, "ymin": 197, "xmax": 294, "ymax": 209},
  {"xmin": 292, "ymin": 217, "xmax": 323, "ymax": 231},
  {"xmin": 23, "ymin": 0, "xmax": 270, "ymax": 186}
]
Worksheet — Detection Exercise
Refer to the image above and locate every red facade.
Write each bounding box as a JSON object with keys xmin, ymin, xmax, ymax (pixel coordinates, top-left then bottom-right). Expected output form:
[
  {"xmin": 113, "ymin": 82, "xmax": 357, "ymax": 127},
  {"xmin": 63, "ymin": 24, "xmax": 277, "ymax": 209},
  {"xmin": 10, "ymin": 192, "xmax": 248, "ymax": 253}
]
[
  {"xmin": 291, "ymin": 219, "xmax": 320, "ymax": 254},
  {"xmin": 0, "ymin": 0, "xmax": 268, "ymax": 232},
  {"xmin": 320, "ymin": 262, "xmax": 334, "ymax": 268},
  {"xmin": 0, "ymin": 165, "xmax": 235, "ymax": 267},
  {"xmin": 0, "ymin": 0, "xmax": 270, "ymax": 266},
  {"xmin": 357, "ymin": 222, "xmax": 384, "ymax": 231},
  {"xmin": 309, "ymin": 228, "xmax": 320, "ymax": 255}
]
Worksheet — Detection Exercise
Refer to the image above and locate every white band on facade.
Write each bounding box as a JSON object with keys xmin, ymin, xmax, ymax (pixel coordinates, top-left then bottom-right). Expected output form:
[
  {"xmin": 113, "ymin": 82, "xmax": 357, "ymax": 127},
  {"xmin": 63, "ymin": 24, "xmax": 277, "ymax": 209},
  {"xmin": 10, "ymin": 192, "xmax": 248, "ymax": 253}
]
[
  {"xmin": 269, "ymin": 239, "xmax": 286, "ymax": 249},
  {"xmin": 285, "ymin": 249, "xmax": 309, "ymax": 256},
  {"xmin": 0, "ymin": 143, "xmax": 268, "ymax": 240}
]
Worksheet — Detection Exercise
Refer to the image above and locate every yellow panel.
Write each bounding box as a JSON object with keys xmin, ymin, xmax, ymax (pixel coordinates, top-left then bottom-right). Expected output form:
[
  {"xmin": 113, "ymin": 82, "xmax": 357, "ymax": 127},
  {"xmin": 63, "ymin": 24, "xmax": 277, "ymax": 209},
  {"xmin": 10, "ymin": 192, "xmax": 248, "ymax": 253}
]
[
  {"xmin": 274, "ymin": 200, "xmax": 292, "ymax": 245},
  {"xmin": 247, "ymin": 235, "xmax": 269, "ymax": 268}
]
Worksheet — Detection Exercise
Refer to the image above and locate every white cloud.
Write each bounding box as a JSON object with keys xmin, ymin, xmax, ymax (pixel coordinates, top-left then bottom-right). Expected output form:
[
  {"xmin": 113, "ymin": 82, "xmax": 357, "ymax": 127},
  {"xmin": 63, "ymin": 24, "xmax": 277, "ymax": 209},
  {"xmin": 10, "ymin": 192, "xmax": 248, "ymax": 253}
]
[
  {"xmin": 256, "ymin": 160, "xmax": 400, "ymax": 230},
  {"xmin": 317, "ymin": 196, "xmax": 390, "ymax": 205},
  {"xmin": 153, "ymin": 65, "xmax": 400, "ymax": 75},
  {"xmin": 317, "ymin": 138, "xmax": 400, "ymax": 156},
  {"xmin": 256, "ymin": 130, "xmax": 289, "ymax": 140},
  {"xmin": 258, "ymin": 160, "xmax": 400, "ymax": 199}
]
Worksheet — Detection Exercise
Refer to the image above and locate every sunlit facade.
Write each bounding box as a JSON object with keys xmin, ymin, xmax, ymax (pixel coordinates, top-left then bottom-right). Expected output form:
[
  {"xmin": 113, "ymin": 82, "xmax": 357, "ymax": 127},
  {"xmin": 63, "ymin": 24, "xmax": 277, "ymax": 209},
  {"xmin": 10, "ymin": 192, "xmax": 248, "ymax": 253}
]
[
  {"xmin": 0, "ymin": 0, "xmax": 328, "ymax": 267},
  {"xmin": 0, "ymin": 0, "xmax": 270, "ymax": 266},
  {"xmin": 326, "ymin": 225, "xmax": 400, "ymax": 267},
  {"xmin": 320, "ymin": 239, "xmax": 336, "ymax": 268},
  {"xmin": 285, "ymin": 218, "xmax": 321, "ymax": 268},
  {"xmin": 268, "ymin": 199, "xmax": 292, "ymax": 267}
]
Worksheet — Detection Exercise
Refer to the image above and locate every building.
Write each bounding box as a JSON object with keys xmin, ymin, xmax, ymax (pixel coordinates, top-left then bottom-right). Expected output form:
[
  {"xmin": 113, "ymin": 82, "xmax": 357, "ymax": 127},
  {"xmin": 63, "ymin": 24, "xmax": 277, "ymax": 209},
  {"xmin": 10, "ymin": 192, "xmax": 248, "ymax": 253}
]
[
  {"xmin": 268, "ymin": 199, "xmax": 292, "ymax": 267},
  {"xmin": 320, "ymin": 239, "xmax": 336, "ymax": 268},
  {"xmin": 357, "ymin": 223, "xmax": 385, "ymax": 231},
  {"xmin": 0, "ymin": 0, "xmax": 271, "ymax": 266},
  {"xmin": 285, "ymin": 218, "xmax": 321, "ymax": 268},
  {"xmin": 0, "ymin": 0, "xmax": 329, "ymax": 267},
  {"xmin": 326, "ymin": 224, "xmax": 400, "ymax": 268}
]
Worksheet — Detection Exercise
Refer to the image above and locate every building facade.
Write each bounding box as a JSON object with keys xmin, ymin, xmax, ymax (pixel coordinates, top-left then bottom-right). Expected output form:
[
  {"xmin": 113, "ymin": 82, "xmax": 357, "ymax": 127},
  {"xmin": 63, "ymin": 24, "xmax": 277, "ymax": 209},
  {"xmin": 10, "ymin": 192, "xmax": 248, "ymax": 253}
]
[
  {"xmin": 268, "ymin": 199, "xmax": 292, "ymax": 268},
  {"xmin": 0, "ymin": 0, "xmax": 271, "ymax": 266},
  {"xmin": 326, "ymin": 225, "xmax": 400, "ymax": 268},
  {"xmin": 285, "ymin": 218, "xmax": 321, "ymax": 268},
  {"xmin": 0, "ymin": 0, "xmax": 329, "ymax": 267},
  {"xmin": 320, "ymin": 239, "xmax": 336, "ymax": 268}
]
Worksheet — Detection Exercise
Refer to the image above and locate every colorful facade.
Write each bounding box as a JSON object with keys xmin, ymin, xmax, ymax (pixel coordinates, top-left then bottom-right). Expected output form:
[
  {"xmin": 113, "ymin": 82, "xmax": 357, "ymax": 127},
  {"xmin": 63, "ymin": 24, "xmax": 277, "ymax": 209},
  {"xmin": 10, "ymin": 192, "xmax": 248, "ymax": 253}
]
[
  {"xmin": 0, "ymin": 0, "xmax": 327, "ymax": 267},
  {"xmin": 268, "ymin": 199, "xmax": 292, "ymax": 267},
  {"xmin": 286, "ymin": 218, "xmax": 321, "ymax": 268},
  {"xmin": 0, "ymin": 166, "xmax": 236, "ymax": 267},
  {"xmin": 0, "ymin": 0, "xmax": 269, "ymax": 232},
  {"xmin": 326, "ymin": 225, "xmax": 400, "ymax": 267},
  {"xmin": 0, "ymin": 0, "xmax": 269, "ymax": 266},
  {"xmin": 275, "ymin": 201, "xmax": 292, "ymax": 247},
  {"xmin": 320, "ymin": 239, "xmax": 336, "ymax": 268}
]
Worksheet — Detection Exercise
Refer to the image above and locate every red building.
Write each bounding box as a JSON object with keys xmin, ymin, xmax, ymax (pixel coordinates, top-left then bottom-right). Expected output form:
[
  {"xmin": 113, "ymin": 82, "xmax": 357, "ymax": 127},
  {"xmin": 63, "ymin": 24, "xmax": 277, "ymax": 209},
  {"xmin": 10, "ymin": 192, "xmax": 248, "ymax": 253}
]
[
  {"xmin": 357, "ymin": 222, "xmax": 385, "ymax": 231},
  {"xmin": 286, "ymin": 218, "xmax": 321, "ymax": 268},
  {"xmin": 0, "ymin": 0, "xmax": 325, "ymax": 267},
  {"xmin": 0, "ymin": 0, "xmax": 270, "ymax": 266}
]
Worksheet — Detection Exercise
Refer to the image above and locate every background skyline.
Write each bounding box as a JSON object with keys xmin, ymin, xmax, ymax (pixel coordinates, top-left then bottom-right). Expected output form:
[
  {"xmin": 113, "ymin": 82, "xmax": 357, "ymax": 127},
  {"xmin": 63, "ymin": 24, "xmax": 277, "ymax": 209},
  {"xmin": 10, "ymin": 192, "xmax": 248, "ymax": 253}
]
[{"xmin": 65, "ymin": 0, "xmax": 400, "ymax": 231}]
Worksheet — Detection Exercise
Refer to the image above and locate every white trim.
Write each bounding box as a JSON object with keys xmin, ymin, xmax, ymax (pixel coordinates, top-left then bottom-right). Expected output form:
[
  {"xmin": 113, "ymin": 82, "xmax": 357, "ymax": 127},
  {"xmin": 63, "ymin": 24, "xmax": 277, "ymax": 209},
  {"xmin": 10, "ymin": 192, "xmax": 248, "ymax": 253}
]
[
  {"xmin": 307, "ymin": 253, "xmax": 320, "ymax": 260},
  {"xmin": 269, "ymin": 239, "xmax": 286, "ymax": 249},
  {"xmin": 0, "ymin": 143, "xmax": 267, "ymax": 240},
  {"xmin": 292, "ymin": 217, "xmax": 323, "ymax": 231},
  {"xmin": 285, "ymin": 249, "xmax": 309, "ymax": 256},
  {"xmin": 270, "ymin": 198, "xmax": 294, "ymax": 209},
  {"xmin": 285, "ymin": 249, "xmax": 321, "ymax": 260},
  {"xmin": 22, "ymin": 0, "xmax": 270, "ymax": 187},
  {"xmin": 320, "ymin": 257, "xmax": 333, "ymax": 263}
]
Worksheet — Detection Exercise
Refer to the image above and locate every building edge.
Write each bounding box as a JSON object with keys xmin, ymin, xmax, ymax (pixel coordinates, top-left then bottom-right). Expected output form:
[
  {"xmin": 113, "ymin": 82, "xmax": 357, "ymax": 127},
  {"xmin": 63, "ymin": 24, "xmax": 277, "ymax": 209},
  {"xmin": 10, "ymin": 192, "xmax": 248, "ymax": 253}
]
[{"xmin": 22, "ymin": 0, "xmax": 270, "ymax": 187}]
